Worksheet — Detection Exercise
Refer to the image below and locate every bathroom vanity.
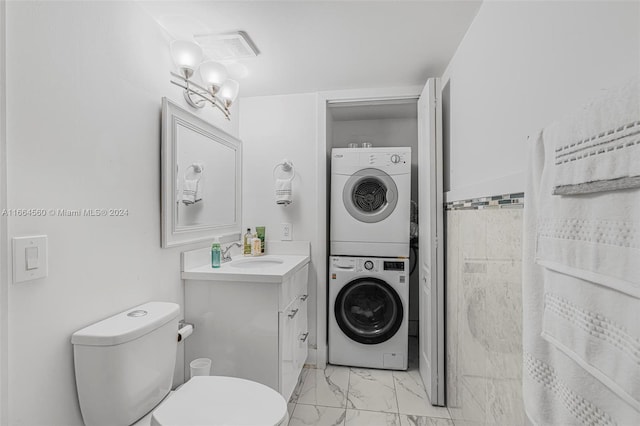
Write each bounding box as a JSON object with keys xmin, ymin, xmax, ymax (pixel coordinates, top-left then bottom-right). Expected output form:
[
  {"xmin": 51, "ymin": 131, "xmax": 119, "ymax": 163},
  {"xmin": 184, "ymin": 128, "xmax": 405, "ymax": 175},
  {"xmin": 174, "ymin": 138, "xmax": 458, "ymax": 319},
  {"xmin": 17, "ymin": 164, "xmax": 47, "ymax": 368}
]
[{"xmin": 181, "ymin": 243, "xmax": 310, "ymax": 402}]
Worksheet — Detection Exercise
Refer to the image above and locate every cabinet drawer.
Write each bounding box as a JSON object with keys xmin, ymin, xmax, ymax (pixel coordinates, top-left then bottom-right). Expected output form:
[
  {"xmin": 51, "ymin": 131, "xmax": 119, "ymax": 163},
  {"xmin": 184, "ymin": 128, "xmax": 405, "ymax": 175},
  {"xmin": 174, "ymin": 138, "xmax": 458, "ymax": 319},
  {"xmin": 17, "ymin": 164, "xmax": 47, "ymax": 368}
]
[
  {"xmin": 293, "ymin": 264, "xmax": 309, "ymax": 301},
  {"xmin": 279, "ymin": 264, "xmax": 309, "ymax": 311}
]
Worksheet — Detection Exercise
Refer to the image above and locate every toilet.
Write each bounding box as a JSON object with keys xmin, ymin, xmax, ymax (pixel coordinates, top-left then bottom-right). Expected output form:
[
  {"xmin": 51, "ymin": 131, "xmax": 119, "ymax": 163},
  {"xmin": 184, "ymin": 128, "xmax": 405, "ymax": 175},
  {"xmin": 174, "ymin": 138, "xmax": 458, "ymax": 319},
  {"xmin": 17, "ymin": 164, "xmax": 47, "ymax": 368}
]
[{"xmin": 71, "ymin": 301, "xmax": 288, "ymax": 426}]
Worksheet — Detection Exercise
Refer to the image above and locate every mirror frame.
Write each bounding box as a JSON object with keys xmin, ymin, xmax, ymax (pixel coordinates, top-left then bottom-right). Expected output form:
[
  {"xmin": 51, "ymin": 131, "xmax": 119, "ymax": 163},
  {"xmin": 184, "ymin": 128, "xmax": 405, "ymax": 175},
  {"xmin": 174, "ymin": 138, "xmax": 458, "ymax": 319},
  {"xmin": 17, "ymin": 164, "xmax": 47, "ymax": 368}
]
[{"xmin": 161, "ymin": 97, "xmax": 242, "ymax": 248}]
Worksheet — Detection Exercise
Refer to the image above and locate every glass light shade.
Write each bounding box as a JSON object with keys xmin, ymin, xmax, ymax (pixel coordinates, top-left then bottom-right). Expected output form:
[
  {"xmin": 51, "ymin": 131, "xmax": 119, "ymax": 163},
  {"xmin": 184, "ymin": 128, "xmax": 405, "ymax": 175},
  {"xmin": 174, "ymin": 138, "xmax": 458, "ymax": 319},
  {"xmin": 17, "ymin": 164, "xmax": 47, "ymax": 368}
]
[
  {"xmin": 219, "ymin": 79, "xmax": 240, "ymax": 104},
  {"xmin": 199, "ymin": 61, "xmax": 228, "ymax": 91},
  {"xmin": 170, "ymin": 40, "xmax": 203, "ymax": 77}
]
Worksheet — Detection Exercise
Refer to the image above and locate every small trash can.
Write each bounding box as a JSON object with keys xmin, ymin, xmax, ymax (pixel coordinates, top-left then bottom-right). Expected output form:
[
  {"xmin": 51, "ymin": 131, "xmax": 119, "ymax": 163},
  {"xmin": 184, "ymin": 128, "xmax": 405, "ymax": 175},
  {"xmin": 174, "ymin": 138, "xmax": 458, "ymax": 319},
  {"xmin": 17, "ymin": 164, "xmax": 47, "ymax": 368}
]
[{"xmin": 189, "ymin": 358, "xmax": 211, "ymax": 379}]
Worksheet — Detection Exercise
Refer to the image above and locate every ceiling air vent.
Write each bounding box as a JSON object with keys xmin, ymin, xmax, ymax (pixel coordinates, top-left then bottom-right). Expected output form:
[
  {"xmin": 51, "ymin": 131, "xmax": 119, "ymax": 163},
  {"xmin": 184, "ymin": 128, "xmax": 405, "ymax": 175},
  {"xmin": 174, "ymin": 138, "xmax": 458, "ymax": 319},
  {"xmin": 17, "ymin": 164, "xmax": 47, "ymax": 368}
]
[{"xmin": 194, "ymin": 31, "xmax": 260, "ymax": 61}]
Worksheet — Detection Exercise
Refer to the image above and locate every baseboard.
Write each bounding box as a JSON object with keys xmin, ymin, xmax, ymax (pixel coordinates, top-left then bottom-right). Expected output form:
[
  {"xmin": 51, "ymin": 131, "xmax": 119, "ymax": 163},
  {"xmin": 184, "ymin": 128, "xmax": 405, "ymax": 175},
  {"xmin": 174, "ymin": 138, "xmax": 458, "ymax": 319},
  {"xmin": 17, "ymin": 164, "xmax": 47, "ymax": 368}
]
[{"xmin": 305, "ymin": 348, "xmax": 317, "ymax": 368}]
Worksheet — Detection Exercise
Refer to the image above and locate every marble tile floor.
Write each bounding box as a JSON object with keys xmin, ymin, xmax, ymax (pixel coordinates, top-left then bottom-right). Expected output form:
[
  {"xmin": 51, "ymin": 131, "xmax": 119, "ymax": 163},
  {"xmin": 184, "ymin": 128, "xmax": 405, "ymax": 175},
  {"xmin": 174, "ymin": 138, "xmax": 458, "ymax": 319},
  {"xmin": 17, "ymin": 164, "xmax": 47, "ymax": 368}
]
[{"xmin": 288, "ymin": 338, "xmax": 454, "ymax": 426}]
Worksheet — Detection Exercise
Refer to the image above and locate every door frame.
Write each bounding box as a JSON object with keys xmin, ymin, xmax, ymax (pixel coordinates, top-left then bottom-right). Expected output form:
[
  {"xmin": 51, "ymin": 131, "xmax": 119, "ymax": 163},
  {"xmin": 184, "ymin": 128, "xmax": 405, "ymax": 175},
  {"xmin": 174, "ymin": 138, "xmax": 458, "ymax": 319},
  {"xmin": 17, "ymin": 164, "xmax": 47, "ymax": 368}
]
[{"xmin": 315, "ymin": 86, "xmax": 421, "ymax": 368}]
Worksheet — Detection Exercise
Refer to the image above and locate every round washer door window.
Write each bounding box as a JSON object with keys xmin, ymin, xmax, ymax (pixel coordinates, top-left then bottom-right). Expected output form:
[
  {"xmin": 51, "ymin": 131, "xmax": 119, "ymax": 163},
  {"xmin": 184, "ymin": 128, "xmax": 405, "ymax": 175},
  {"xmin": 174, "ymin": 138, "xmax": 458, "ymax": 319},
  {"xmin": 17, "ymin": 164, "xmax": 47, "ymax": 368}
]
[
  {"xmin": 342, "ymin": 169, "xmax": 398, "ymax": 223},
  {"xmin": 334, "ymin": 277, "xmax": 403, "ymax": 345}
]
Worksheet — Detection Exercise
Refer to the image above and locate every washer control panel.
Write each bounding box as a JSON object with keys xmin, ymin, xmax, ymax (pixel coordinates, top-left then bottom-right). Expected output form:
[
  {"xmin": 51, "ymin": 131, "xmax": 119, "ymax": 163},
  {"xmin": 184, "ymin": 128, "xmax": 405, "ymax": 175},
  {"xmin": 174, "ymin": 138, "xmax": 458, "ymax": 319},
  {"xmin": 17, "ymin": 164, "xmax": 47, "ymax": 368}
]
[
  {"xmin": 331, "ymin": 257, "xmax": 408, "ymax": 274},
  {"xmin": 383, "ymin": 261, "xmax": 405, "ymax": 271},
  {"xmin": 356, "ymin": 258, "xmax": 379, "ymax": 272}
]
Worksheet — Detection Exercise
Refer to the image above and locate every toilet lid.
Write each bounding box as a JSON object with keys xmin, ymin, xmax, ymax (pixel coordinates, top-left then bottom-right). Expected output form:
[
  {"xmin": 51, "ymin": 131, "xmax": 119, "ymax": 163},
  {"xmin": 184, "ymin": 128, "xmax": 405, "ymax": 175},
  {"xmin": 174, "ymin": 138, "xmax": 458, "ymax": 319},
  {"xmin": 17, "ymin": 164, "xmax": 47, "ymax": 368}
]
[{"xmin": 151, "ymin": 376, "xmax": 288, "ymax": 426}]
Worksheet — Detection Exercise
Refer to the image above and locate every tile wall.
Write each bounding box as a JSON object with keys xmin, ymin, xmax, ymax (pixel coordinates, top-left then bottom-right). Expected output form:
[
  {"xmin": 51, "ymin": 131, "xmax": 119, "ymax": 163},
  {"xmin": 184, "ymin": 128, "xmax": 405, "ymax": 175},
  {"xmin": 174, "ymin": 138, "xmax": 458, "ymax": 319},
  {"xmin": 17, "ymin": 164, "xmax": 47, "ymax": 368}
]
[{"xmin": 445, "ymin": 194, "xmax": 525, "ymax": 425}]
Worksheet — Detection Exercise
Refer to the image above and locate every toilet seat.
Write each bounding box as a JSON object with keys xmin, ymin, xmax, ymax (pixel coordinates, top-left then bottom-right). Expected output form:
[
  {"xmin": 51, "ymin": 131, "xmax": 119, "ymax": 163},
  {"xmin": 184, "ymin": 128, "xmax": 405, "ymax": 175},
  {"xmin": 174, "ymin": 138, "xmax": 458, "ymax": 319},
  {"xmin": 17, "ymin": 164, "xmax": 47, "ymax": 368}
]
[{"xmin": 150, "ymin": 376, "xmax": 288, "ymax": 426}]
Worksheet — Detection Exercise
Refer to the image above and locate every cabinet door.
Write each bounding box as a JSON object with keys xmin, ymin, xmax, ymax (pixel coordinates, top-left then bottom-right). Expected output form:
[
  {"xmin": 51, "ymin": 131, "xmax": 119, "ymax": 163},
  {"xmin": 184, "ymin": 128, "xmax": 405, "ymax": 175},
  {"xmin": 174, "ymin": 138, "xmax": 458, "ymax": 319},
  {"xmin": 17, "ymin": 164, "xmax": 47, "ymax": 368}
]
[
  {"xmin": 294, "ymin": 265, "xmax": 309, "ymax": 374},
  {"xmin": 295, "ymin": 293, "xmax": 309, "ymax": 373},
  {"xmin": 280, "ymin": 299, "xmax": 299, "ymax": 402}
]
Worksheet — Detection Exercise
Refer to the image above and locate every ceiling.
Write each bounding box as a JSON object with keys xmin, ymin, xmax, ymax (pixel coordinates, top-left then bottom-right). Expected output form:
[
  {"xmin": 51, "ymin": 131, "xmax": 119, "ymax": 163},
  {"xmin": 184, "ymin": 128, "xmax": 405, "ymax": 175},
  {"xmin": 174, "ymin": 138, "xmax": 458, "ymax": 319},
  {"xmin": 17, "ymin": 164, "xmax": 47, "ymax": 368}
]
[{"xmin": 140, "ymin": 1, "xmax": 482, "ymax": 98}]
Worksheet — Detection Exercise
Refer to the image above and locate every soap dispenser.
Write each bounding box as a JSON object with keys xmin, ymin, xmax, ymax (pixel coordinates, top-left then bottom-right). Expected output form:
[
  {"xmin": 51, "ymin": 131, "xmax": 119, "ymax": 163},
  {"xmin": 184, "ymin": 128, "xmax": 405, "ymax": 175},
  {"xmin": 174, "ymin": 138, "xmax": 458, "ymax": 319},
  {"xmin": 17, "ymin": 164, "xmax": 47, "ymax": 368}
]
[{"xmin": 211, "ymin": 238, "xmax": 221, "ymax": 268}]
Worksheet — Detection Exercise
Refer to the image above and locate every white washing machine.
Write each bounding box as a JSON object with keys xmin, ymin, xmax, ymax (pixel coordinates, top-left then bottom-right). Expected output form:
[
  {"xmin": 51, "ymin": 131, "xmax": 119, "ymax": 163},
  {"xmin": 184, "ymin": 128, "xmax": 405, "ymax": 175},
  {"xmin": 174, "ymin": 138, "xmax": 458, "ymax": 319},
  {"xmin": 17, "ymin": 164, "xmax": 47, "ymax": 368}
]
[
  {"xmin": 328, "ymin": 256, "xmax": 408, "ymax": 370},
  {"xmin": 330, "ymin": 147, "xmax": 411, "ymax": 258}
]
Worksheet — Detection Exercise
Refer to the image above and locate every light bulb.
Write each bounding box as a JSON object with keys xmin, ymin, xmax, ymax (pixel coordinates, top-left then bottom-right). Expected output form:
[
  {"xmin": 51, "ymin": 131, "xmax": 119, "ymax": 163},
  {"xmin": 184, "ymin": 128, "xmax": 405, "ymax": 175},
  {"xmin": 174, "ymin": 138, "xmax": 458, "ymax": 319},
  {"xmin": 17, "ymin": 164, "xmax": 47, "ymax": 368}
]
[
  {"xmin": 199, "ymin": 61, "xmax": 228, "ymax": 94},
  {"xmin": 220, "ymin": 79, "xmax": 240, "ymax": 106},
  {"xmin": 170, "ymin": 40, "xmax": 203, "ymax": 79}
]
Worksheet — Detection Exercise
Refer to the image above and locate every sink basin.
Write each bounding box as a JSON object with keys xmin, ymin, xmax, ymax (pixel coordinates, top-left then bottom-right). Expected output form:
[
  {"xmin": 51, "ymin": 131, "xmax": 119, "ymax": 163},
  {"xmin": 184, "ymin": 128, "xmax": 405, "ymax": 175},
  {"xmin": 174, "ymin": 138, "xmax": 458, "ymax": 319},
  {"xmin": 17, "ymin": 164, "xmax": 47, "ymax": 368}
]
[{"xmin": 230, "ymin": 257, "xmax": 285, "ymax": 269}]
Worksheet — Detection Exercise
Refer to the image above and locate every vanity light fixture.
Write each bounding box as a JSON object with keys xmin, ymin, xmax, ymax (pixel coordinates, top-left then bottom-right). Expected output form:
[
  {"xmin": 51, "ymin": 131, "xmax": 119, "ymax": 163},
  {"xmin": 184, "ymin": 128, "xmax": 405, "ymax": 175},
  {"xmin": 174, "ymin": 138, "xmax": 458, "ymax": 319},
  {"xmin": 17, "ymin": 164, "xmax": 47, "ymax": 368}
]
[{"xmin": 169, "ymin": 40, "xmax": 240, "ymax": 120}]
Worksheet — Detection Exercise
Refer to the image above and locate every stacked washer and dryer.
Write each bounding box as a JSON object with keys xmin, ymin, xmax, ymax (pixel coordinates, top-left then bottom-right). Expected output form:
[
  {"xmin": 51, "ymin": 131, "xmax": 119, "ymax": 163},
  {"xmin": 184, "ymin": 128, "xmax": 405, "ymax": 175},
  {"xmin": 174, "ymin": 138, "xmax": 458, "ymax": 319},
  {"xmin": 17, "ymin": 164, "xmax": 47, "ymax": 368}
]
[{"xmin": 329, "ymin": 147, "xmax": 411, "ymax": 370}]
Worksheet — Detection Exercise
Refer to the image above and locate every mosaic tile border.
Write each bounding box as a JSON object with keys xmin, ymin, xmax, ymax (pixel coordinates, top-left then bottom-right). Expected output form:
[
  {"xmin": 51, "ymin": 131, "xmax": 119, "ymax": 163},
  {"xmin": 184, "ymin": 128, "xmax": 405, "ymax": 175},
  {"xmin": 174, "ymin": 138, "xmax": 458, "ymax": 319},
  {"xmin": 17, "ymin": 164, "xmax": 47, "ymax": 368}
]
[{"xmin": 445, "ymin": 192, "xmax": 524, "ymax": 211}]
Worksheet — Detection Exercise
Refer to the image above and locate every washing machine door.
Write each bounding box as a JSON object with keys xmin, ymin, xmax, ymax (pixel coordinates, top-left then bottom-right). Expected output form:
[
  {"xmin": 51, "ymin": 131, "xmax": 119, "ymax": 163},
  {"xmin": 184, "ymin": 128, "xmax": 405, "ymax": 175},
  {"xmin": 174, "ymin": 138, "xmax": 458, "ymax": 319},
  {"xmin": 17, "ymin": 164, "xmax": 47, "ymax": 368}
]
[
  {"xmin": 334, "ymin": 277, "xmax": 403, "ymax": 345},
  {"xmin": 342, "ymin": 169, "xmax": 398, "ymax": 223}
]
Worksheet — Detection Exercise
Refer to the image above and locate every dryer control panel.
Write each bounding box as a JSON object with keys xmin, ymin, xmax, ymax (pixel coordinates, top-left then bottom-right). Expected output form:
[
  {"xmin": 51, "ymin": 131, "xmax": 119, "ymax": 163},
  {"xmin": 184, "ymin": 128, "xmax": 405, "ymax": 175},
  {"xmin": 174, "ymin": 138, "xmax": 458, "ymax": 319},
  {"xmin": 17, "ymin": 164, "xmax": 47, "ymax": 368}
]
[
  {"xmin": 331, "ymin": 147, "xmax": 411, "ymax": 174},
  {"xmin": 361, "ymin": 151, "xmax": 410, "ymax": 168}
]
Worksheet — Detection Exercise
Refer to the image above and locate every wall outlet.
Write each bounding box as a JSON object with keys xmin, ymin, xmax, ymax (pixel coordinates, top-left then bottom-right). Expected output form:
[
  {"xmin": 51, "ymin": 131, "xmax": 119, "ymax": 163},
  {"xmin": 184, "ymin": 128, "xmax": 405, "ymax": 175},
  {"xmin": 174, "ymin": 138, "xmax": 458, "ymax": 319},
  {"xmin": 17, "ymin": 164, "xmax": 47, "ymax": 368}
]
[{"xmin": 281, "ymin": 223, "xmax": 292, "ymax": 241}]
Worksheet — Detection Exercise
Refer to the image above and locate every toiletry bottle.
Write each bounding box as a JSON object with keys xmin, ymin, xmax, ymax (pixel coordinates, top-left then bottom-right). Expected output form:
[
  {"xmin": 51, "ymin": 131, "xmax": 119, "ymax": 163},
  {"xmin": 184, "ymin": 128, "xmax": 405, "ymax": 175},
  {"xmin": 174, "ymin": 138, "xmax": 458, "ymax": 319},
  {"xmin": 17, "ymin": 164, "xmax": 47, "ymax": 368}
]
[
  {"xmin": 211, "ymin": 238, "xmax": 221, "ymax": 268},
  {"xmin": 244, "ymin": 228, "xmax": 252, "ymax": 256},
  {"xmin": 251, "ymin": 234, "xmax": 261, "ymax": 256},
  {"xmin": 256, "ymin": 226, "xmax": 266, "ymax": 254}
]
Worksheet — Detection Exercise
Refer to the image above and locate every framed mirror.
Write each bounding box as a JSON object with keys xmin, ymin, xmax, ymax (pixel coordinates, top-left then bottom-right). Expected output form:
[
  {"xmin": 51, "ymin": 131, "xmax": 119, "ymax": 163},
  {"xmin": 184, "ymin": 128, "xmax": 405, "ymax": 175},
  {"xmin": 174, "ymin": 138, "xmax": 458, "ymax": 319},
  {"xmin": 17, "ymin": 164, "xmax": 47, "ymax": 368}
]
[{"xmin": 161, "ymin": 97, "xmax": 242, "ymax": 247}]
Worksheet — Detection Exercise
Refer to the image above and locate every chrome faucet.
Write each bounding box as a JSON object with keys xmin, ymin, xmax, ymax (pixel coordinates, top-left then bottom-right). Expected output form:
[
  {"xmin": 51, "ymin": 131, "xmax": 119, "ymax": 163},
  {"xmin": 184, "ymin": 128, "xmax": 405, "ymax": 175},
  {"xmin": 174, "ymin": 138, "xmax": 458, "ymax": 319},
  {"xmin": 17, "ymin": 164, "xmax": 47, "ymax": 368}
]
[{"xmin": 221, "ymin": 242, "xmax": 242, "ymax": 263}]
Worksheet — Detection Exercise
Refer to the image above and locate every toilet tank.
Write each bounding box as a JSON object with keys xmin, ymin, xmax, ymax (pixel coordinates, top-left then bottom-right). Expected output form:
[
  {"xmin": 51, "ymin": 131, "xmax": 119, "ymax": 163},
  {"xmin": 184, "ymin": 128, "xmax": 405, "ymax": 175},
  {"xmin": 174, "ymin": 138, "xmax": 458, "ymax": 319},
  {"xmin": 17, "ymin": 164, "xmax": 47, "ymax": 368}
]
[{"xmin": 71, "ymin": 302, "xmax": 180, "ymax": 426}]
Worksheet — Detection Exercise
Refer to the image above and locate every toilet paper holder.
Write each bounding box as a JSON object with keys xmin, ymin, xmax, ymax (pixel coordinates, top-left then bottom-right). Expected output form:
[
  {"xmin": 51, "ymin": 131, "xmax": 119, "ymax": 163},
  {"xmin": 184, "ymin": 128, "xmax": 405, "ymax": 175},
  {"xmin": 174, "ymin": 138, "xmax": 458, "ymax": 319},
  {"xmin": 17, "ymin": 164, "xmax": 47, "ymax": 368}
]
[{"xmin": 177, "ymin": 320, "xmax": 195, "ymax": 342}]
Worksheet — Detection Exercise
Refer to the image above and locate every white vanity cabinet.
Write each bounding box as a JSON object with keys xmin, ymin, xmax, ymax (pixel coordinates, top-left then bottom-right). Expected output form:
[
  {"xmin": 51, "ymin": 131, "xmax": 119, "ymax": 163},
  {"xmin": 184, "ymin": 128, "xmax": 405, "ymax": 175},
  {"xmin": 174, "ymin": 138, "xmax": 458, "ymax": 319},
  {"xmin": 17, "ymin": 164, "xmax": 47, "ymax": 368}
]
[
  {"xmin": 182, "ymin": 254, "xmax": 309, "ymax": 402},
  {"xmin": 279, "ymin": 265, "xmax": 309, "ymax": 401}
]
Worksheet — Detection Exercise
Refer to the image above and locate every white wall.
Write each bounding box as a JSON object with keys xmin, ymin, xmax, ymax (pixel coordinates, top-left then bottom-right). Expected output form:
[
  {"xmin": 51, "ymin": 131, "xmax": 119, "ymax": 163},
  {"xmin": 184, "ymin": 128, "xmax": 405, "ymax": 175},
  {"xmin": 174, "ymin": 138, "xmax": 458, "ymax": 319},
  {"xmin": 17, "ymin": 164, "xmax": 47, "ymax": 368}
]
[
  {"xmin": 442, "ymin": 0, "xmax": 640, "ymax": 201},
  {"xmin": 439, "ymin": 2, "xmax": 640, "ymax": 423},
  {"xmin": 0, "ymin": 1, "xmax": 8, "ymax": 424},
  {"xmin": 239, "ymin": 93, "xmax": 319, "ymax": 351},
  {"xmin": 6, "ymin": 2, "xmax": 238, "ymax": 425}
]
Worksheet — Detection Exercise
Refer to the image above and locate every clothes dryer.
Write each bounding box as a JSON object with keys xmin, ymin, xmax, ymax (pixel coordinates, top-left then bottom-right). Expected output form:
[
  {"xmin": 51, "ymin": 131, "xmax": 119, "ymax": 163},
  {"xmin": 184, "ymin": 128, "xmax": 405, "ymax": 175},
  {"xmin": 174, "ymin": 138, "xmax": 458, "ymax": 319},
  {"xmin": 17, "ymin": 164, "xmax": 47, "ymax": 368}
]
[{"xmin": 330, "ymin": 147, "xmax": 411, "ymax": 257}]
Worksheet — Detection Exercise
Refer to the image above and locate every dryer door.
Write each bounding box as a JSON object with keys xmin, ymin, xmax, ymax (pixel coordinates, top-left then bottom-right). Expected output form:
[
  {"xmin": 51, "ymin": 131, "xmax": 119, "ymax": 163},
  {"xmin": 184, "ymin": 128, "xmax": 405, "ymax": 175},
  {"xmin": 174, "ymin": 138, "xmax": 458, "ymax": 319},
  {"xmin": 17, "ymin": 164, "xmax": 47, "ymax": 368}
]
[
  {"xmin": 342, "ymin": 169, "xmax": 398, "ymax": 223},
  {"xmin": 334, "ymin": 277, "xmax": 403, "ymax": 345}
]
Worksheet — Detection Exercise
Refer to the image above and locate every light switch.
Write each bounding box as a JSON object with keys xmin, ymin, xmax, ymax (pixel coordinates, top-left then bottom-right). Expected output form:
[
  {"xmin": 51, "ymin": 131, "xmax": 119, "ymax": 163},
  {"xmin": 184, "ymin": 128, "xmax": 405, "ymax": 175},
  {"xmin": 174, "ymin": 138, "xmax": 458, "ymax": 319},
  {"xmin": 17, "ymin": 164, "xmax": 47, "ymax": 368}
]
[
  {"xmin": 13, "ymin": 235, "xmax": 48, "ymax": 283},
  {"xmin": 25, "ymin": 247, "xmax": 39, "ymax": 270}
]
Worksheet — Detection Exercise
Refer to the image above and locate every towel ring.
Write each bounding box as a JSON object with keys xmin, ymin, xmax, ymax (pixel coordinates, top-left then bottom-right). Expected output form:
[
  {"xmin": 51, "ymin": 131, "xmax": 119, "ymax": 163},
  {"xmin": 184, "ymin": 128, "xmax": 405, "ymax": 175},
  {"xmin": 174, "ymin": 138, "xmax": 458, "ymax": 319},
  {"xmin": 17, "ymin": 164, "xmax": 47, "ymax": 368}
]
[
  {"xmin": 273, "ymin": 160, "xmax": 295, "ymax": 181},
  {"xmin": 184, "ymin": 163, "xmax": 204, "ymax": 180},
  {"xmin": 186, "ymin": 163, "xmax": 204, "ymax": 174}
]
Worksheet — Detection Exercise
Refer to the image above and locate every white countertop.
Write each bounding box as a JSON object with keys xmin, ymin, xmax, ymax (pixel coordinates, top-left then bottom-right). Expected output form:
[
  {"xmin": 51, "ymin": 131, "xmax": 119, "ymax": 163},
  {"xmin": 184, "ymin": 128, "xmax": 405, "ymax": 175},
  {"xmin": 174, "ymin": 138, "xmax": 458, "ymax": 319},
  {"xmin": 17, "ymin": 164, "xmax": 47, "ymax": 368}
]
[{"xmin": 181, "ymin": 254, "xmax": 310, "ymax": 283}]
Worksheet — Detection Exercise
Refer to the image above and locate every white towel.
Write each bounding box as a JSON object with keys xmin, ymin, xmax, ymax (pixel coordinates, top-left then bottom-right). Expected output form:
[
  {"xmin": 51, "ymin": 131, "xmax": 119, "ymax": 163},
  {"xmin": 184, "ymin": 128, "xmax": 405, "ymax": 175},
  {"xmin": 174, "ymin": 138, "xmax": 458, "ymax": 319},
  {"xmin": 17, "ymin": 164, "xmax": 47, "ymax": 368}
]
[
  {"xmin": 536, "ymin": 100, "xmax": 640, "ymax": 298},
  {"xmin": 552, "ymin": 79, "xmax": 640, "ymax": 195},
  {"xmin": 523, "ymin": 82, "xmax": 640, "ymax": 425},
  {"xmin": 275, "ymin": 178, "xmax": 292, "ymax": 205},
  {"xmin": 541, "ymin": 269, "xmax": 640, "ymax": 413},
  {"xmin": 536, "ymin": 196, "xmax": 640, "ymax": 298},
  {"xmin": 182, "ymin": 178, "xmax": 202, "ymax": 205}
]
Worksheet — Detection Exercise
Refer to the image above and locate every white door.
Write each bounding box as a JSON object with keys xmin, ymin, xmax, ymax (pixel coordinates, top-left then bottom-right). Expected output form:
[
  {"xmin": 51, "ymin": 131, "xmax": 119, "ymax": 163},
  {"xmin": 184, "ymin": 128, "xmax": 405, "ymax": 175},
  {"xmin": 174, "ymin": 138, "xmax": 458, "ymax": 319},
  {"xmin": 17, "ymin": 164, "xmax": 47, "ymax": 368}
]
[{"xmin": 417, "ymin": 78, "xmax": 445, "ymax": 405}]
